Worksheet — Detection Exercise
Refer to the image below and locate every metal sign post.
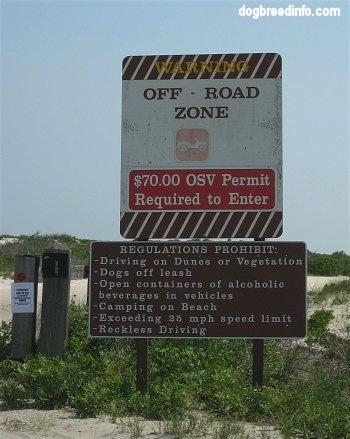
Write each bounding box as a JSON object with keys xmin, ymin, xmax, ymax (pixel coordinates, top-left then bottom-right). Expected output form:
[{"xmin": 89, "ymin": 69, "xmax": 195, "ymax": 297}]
[{"xmin": 253, "ymin": 237, "xmax": 265, "ymax": 386}]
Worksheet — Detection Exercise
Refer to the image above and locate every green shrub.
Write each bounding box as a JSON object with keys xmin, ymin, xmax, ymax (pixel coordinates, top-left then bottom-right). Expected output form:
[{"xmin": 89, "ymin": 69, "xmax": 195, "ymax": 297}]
[
  {"xmin": 0, "ymin": 253, "xmax": 14, "ymax": 278},
  {"xmin": 0, "ymin": 320, "xmax": 12, "ymax": 360},
  {"xmin": 307, "ymin": 309, "xmax": 334, "ymax": 346},
  {"xmin": 310, "ymin": 279, "xmax": 350, "ymax": 305},
  {"xmin": 1, "ymin": 378, "xmax": 28, "ymax": 408},
  {"xmin": 68, "ymin": 373, "xmax": 123, "ymax": 418},
  {"xmin": 0, "ymin": 233, "xmax": 92, "ymax": 277},
  {"xmin": 147, "ymin": 378, "xmax": 192, "ymax": 419},
  {"xmin": 21, "ymin": 355, "xmax": 68, "ymax": 408},
  {"xmin": 308, "ymin": 250, "xmax": 350, "ymax": 276},
  {"xmin": 269, "ymin": 370, "xmax": 350, "ymax": 439},
  {"xmin": 0, "ymin": 360, "xmax": 29, "ymax": 408}
]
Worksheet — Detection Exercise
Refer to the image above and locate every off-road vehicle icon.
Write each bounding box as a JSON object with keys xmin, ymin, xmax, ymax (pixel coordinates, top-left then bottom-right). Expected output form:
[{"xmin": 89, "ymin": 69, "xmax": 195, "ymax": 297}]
[{"xmin": 177, "ymin": 139, "xmax": 207, "ymax": 152}]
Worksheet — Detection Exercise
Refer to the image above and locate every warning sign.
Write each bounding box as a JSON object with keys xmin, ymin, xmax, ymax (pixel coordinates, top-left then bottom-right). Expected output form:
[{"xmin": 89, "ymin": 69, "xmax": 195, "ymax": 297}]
[{"xmin": 121, "ymin": 53, "xmax": 282, "ymax": 239}]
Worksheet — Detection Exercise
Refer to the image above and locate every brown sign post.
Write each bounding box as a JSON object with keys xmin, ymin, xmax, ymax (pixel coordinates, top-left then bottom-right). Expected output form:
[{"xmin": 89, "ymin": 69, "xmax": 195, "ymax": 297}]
[{"xmin": 89, "ymin": 241, "xmax": 306, "ymax": 339}]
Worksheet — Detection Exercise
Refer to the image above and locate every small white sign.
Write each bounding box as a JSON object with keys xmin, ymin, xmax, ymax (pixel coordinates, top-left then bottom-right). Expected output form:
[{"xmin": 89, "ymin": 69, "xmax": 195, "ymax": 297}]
[{"xmin": 11, "ymin": 282, "xmax": 35, "ymax": 313}]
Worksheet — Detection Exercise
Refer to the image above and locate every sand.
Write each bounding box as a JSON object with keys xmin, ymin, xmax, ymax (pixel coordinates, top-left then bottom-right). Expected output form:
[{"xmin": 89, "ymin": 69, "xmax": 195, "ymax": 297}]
[
  {"xmin": 0, "ymin": 275, "xmax": 349, "ymax": 438},
  {"xmin": 0, "ymin": 409, "xmax": 286, "ymax": 438}
]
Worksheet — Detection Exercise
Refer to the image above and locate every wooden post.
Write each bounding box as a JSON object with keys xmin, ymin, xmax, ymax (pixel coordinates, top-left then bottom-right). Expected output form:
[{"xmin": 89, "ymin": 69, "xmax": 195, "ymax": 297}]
[
  {"xmin": 252, "ymin": 237, "xmax": 265, "ymax": 386},
  {"xmin": 11, "ymin": 255, "xmax": 40, "ymax": 360},
  {"xmin": 38, "ymin": 249, "xmax": 70, "ymax": 357},
  {"xmin": 136, "ymin": 339, "xmax": 148, "ymax": 393},
  {"xmin": 135, "ymin": 238, "xmax": 149, "ymax": 393},
  {"xmin": 252, "ymin": 339, "xmax": 264, "ymax": 386},
  {"xmin": 85, "ymin": 263, "xmax": 90, "ymax": 305}
]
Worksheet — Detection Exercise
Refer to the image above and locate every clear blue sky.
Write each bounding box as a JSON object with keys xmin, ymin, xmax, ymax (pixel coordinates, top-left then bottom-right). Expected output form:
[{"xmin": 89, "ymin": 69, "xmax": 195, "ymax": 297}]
[{"xmin": 1, "ymin": 0, "xmax": 349, "ymax": 254}]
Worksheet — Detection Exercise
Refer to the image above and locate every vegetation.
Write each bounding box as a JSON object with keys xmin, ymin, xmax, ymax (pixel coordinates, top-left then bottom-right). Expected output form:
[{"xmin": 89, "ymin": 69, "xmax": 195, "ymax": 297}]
[
  {"xmin": 0, "ymin": 235, "xmax": 349, "ymax": 437},
  {"xmin": 0, "ymin": 233, "xmax": 91, "ymax": 278},
  {"xmin": 309, "ymin": 278, "xmax": 350, "ymax": 306},
  {"xmin": 307, "ymin": 250, "xmax": 350, "ymax": 276},
  {"xmin": 0, "ymin": 283, "xmax": 349, "ymax": 437}
]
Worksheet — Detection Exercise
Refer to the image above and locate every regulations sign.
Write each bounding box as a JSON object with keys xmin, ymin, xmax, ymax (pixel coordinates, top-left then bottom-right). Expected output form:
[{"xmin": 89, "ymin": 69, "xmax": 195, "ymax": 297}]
[
  {"xmin": 121, "ymin": 53, "xmax": 282, "ymax": 239},
  {"xmin": 11, "ymin": 282, "xmax": 35, "ymax": 313},
  {"xmin": 89, "ymin": 241, "xmax": 306, "ymax": 339}
]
